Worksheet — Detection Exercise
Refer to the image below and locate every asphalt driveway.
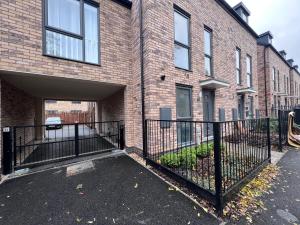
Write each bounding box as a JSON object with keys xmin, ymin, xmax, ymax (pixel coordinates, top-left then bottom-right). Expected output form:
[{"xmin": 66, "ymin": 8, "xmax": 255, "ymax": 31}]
[{"xmin": 0, "ymin": 155, "xmax": 220, "ymax": 225}]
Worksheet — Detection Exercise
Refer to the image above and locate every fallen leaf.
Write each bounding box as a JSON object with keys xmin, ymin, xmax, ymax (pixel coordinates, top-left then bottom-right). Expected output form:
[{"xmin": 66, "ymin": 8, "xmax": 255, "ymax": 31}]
[
  {"xmin": 76, "ymin": 184, "xmax": 83, "ymax": 190},
  {"xmin": 134, "ymin": 183, "xmax": 138, "ymax": 189},
  {"xmin": 168, "ymin": 187, "xmax": 175, "ymax": 191}
]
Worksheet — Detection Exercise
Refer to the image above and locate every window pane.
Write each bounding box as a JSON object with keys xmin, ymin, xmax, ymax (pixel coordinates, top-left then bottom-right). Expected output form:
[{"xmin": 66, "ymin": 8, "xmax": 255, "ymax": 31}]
[
  {"xmin": 84, "ymin": 4, "xmax": 99, "ymax": 64},
  {"xmin": 46, "ymin": 30, "xmax": 82, "ymax": 61},
  {"xmin": 236, "ymin": 70, "xmax": 240, "ymax": 84},
  {"xmin": 174, "ymin": 44, "xmax": 189, "ymax": 70},
  {"xmin": 48, "ymin": 0, "xmax": 80, "ymax": 34},
  {"xmin": 205, "ymin": 56, "xmax": 211, "ymax": 76},
  {"xmin": 236, "ymin": 49, "xmax": 240, "ymax": 68},
  {"xmin": 177, "ymin": 122, "xmax": 193, "ymax": 144},
  {"xmin": 247, "ymin": 74, "xmax": 251, "ymax": 87},
  {"xmin": 174, "ymin": 11, "xmax": 189, "ymax": 46},
  {"xmin": 246, "ymin": 56, "xmax": 251, "ymax": 73},
  {"xmin": 204, "ymin": 30, "xmax": 211, "ymax": 56},
  {"xmin": 176, "ymin": 87, "xmax": 191, "ymax": 118}
]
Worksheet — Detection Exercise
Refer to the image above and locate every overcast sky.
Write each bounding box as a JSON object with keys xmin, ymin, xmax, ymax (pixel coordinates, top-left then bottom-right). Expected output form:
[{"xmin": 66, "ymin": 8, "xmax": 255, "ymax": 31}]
[{"xmin": 226, "ymin": 0, "xmax": 300, "ymax": 66}]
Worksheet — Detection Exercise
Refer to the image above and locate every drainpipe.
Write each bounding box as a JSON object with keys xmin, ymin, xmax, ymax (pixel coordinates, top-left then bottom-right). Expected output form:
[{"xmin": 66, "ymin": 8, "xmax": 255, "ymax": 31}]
[
  {"xmin": 264, "ymin": 47, "xmax": 269, "ymax": 117},
  {"xmin": 139, "ymin": 0, "xmax": 146, "ymax": 156}
]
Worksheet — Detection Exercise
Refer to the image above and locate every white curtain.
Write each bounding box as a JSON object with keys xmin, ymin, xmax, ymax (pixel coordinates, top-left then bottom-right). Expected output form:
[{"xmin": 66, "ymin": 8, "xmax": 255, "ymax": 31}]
[
  {"xmin": 84, "ymin": 4, "xmax": 99, "ymax": 64},
  {"xmin": 46, "ymin": 30, "xmax": 82, "ymax": 60},
  {"xmin": 48, "ymin": 0, "xmax": 80, "ymax": 34}
]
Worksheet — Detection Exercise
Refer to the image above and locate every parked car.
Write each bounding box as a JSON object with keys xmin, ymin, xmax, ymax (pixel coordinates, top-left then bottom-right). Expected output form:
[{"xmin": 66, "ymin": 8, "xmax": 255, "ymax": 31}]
[{"xmin": 46, "ymin": 117, "xmax": 63, "ymax": 130}]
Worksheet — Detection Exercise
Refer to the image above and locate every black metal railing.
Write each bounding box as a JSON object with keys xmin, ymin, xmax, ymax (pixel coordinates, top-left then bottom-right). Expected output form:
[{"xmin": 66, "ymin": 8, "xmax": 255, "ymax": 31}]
[
  {"xmin": 11, "ymin": 121, "xmax": 124, "ymax": 169},
  {"xmin": 270, "ymin": 106, "xmax": 294, "ymax": 118},
  {"xmin": 145, "ymin": 118, "xmax": 271, "ymax": 214}
]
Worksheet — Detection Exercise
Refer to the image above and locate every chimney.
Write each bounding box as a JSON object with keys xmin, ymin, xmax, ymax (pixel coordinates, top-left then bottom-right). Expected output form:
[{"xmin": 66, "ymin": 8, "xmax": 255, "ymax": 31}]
[
  {"xmin": 257, "ymin": 31, "xmax": 273, "ymax": 45},
  {"xmin": 287, "ymin": 59, "xmax": 294, "ymax": 67},
  {"xmin": 279, "ymin": 50, "xmax": 287, "ymax": 59},
  {"xmin": 294, "ymin": 65, "xmax": 299, "ymax": 70},
  {"xmin": 233, "ymin": 2, "xmax": 251, "ymax": 24}
]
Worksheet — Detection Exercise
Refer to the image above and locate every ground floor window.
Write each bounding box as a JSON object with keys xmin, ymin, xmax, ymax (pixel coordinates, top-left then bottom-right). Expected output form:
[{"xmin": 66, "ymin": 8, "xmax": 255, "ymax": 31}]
[{"xmin": 176, "ymin": 85, "xmax": 193, "ymax": 144}]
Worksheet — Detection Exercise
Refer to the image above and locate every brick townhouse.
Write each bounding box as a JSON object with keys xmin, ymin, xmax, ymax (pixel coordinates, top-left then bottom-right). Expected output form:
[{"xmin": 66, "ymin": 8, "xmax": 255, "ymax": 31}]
[
  {"xmin": 0, "ymin": 0, "xmax": 299, "ymax": 171},
  {"xmin": 257, "ymin": 31, "xmax": 300, "ymax": 117}
]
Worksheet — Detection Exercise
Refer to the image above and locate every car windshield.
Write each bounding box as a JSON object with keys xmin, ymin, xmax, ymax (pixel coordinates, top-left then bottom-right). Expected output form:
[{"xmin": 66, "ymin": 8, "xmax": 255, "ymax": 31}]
[{"xmin": 46, "ymin": 117, "xmax": 61, "ymax": 123}]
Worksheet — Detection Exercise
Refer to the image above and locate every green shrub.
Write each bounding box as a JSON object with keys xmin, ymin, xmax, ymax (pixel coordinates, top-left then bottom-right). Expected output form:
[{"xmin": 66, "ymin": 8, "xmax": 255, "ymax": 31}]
[
  {"xmin": 196, "ymin": 144, "xmax": 212, "ymax": 157},
  {"xmin": 179, "ymin": 148, "xmax": 197, "ymax": 169},
  {"xmin": 160, "ymin": 153, "xmax": 181, "ymax": 168}
]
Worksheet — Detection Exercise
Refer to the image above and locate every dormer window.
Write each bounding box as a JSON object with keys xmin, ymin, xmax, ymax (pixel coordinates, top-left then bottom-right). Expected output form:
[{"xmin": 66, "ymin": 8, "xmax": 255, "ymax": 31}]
[{"xmin": 233, "ymin": 2, "xmax": 251, "ymax": 24}]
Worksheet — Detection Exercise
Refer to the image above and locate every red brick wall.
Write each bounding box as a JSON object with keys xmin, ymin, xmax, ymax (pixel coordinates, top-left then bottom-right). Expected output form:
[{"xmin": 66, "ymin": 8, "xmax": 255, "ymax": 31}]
[
  {"xmin": 141, "ymin": 0, "xmax": 259, "ymax": 123},
  {"xmin": 257, "ymin": 45, "xmax": 293, "ymax": 116}
]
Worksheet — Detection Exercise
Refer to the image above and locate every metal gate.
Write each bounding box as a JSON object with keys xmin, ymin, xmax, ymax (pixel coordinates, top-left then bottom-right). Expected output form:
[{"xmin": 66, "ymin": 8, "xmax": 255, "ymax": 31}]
[{"xmin": 2, "ymin": 121, "xmax": 125, "ymax": 174}]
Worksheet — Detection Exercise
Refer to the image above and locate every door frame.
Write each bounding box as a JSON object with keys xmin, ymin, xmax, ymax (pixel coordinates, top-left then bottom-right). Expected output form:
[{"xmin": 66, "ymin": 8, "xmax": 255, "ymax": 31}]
[{"xmin": 202, "ymin": 89, "xmax": 215, "ymax": 122}]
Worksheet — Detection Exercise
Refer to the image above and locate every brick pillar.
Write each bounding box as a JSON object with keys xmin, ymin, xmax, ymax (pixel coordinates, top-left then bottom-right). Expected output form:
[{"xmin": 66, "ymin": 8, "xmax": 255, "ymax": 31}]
[{"xmin": 34, "ymin": 98, "xmax": 44, "ymax": 140}]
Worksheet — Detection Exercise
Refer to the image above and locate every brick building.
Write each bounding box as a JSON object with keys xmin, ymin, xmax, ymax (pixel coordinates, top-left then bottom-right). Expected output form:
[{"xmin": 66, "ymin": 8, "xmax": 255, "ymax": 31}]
[
  {"xmin": 257, "ymin": 32, "xmax": 300, "ymax": 117},
  {"xmin": 0, "ymin": 0, "xmax": 299, "ymax": 171},
  {"xmin": 45, "ymin": 100, "xmax": 90, "ymax": 113}
]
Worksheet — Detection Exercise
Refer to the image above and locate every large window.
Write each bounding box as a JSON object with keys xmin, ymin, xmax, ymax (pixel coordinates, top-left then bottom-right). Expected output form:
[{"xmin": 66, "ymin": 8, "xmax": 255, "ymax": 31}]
[
  {"xmin": 246, "ymin": 55, "xmax": 252, "ymax": 88},
  {"xmin": 44, "ymin": 0, "xmax": 99, "ymax": 64},
  {"xmin": 204, "ymin": 28, "xmax": 213, "ymax": 76},
  {"xmin": 174, "ymin": 8, "xmax": 190, "ymax": 70},
  {"xmin": 284, "ymin": 75, "xmax": 286, "ymax": 93},
  {"xmin": 236, "ymin": 48, "xmax": 241, "ymax": 84},
  {"xmin": 176, "ymin": 86, "xmax": 192, "ymax": 144},
  {"xmin": 277, "ymin": 71, "xmax": 280, "ymax": 92}
]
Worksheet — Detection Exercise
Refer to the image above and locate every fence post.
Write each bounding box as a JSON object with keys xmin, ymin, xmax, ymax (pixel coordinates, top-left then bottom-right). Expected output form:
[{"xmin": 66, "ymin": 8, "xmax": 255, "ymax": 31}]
[
  {"xmin": 2, "ymin": 127, "xmax": 13, "ymax": 175},
  {"xmin": 75, "ymin": 123, "xmax": 79, "ymax": 157},
  {"xmin": 213, "ymin": 122, "xmax": 223, "ymax": 216},
  {"xmin": 143, "ymin": 120, "xmax": 148, "ymax": 158},
  {"xmin": 267, "ymin": 118, "xmax": 272, "ymax": 162},
  {"xmin": 278, "ymin": 111, "xmax": 283, "ymax": 152}
]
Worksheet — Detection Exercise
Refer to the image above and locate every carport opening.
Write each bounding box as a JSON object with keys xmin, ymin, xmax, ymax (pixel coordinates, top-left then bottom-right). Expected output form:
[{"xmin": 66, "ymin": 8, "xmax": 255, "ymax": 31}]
[
  {"xmin": 44, "ymin": 100, "xmax": 96, "ymax": 124},
  {"xmin": 0, "ymin": 74, "xmax": 125, "ymax": 171}
]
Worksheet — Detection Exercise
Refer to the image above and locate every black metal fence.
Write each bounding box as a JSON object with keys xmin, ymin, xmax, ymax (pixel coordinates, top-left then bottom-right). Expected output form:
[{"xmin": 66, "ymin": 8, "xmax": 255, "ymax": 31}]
[
  {"xmin": 269, "ymin": 109, "xmax": 291, "ymax": 151},
  {"xmin": 145, "ymin": 118, "xmax": 271, "ymax": 214},
  {"xmin": 270, "ymin": 106, "xmax": 293, "ymax": 118},
  {"xmin": 3, "ymin": 121, "xmax": 124, "ymax": 172}
]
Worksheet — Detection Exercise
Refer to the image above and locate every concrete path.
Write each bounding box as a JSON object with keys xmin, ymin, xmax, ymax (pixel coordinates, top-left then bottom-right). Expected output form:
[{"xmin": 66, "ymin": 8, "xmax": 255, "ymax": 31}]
[
  {"xmin": 236, "ymin": 149, "xmax": 300, "ymax": 225},
  {"xmin": 0, "ymin": 155, "xmax": 220, "ymax": 225}
]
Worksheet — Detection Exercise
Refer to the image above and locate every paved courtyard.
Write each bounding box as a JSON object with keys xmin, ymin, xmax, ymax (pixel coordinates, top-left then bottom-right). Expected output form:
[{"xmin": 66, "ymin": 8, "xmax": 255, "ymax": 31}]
[{"xmin": 0, "ymin": 155, "xmax": 220, "ymax": 225}]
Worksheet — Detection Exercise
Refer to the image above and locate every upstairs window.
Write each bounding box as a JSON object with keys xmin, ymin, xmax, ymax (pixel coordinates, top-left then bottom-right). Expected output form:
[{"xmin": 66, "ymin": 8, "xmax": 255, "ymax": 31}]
[
  {"xmin": 44, "ymin": 0, "xmax": 99, "ymax": 64},
  {"xmin": 284, "ymin": 75, "xmax": 286, "ymax": 93},
  {"xmin": 236, "ymin": 48, "xmax": 241, "ymax": 84},
  {"xmin": 277, "ymin": 71, "xmax": 280, "ymax": 92},
  {"xmin": 174, "ymin": 7, "xmax": 190, "ymax": 70},
  {"xmin": 273, "ymin": 67, "xmax": 276, "ymax": 91},
  {"xmin": 246, "ymin": 55, "xmax": 252, "ymax": 88},
  {"xmin": 287, "ymin": 77, "xmax": 289, "ymax": 94},
  {"xmin": 204, "ymin": 28, "xmax": 213, "ymax": 76}
]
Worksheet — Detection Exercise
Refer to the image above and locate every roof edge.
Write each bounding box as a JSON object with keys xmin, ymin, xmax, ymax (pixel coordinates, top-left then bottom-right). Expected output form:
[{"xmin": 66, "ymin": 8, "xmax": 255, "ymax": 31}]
[
  {"xmin": 258, "ymin": 43, "xmax": 300, "ymax": 74},
  {"xmin": 111, "ymin": 0, "xmax": 132, "ymax": 9},
  {"xmin": 215, "ymin": 0, "xmax": 258, "ymax": 38}
]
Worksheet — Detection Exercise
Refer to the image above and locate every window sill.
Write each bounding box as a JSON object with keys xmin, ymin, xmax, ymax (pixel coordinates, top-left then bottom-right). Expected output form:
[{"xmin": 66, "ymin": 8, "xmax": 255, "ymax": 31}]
[
  {"xmin": 43, "ymin": 54, "xmax": 101, "ymax": 67},
  {"xmin": 175, "ymin": 66, "xmax": 193, "ymax": 73}
]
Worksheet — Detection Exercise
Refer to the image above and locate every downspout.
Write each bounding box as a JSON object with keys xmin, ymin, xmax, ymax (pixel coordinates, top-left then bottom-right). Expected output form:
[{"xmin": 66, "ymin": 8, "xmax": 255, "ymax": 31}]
[
  {"xmin": 139, "ymin": 0, "xmax": 146, "ymax": 156},
  {"xmin": 264, "ymin": 47, "xmax": 268, "ymax": 117}
]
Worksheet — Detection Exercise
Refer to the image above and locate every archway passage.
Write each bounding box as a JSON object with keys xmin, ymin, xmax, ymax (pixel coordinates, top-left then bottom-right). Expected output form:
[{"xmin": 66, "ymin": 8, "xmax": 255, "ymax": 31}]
[{"xmin": 0, "ymin": 72, "xmax": 125, "ymax": 170}]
